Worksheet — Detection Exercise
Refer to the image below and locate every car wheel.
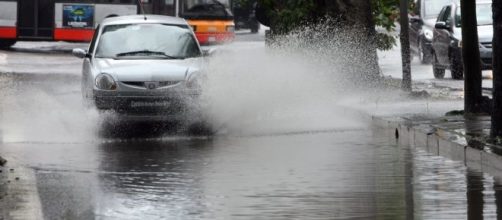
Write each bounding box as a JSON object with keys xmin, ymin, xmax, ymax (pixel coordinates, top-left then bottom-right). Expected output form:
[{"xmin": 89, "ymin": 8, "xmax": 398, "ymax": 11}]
[
  {"xmin": 0, "ymin": 40, "xmax": 16, "ymax": 49},
  {"xmin": 250, "ymin": 21, "xmax": 259, "ymax": 33},
  {"xmin": 187, "ymin": 121, "xmax": 214, "ymax": 136},
  {"xmin": 419, "ymin": 40, "xmax": 432, "ymax": 64},
  {"xmin": 450, "ymin": 56, "xmax": 464, "ymax": 80},
  {"xmin": 432, "ymin": 53, "xmax": 445, "ymax": 79}
]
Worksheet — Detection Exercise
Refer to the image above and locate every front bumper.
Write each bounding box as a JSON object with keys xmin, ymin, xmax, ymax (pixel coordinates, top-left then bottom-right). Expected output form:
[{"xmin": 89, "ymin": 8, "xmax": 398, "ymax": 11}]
[
  {"xmin": 450, "ymin": 46, "xmax": 492, "ymax": 70},
  {"xmin": 480, "ymin": 46, "xmax": 492, "ymax": 70},
  {"xmin": 421, "ymin": 38, "xmax": 433, "ymax": 56},
  {"xmin": 92, "ymin": 90, "xmax": 200, "ymax": 116}
]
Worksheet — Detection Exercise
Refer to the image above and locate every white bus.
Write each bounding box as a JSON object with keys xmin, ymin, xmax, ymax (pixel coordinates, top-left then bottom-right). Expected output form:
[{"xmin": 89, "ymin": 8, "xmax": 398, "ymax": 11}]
[
  {"xmin": 0, "ymin": 0, "xmax": 234, "ymax": 48},
  {"xmin": 0, "ymin": 0, "xmax": 139, "ymax": 48}
]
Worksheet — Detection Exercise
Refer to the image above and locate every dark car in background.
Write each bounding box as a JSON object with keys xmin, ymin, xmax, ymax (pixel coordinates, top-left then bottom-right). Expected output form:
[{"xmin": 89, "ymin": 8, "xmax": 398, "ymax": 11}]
[
  {"xmin": 409, "ymin": 0, "xmax": 452, "ymax": 64},
  {"xmin": 431, "ymin": 1, "xmax": 492, "ymax": 79},
  {"xmin": 232, "ymin": 0, "xmax": 260, "ymax": 33}
]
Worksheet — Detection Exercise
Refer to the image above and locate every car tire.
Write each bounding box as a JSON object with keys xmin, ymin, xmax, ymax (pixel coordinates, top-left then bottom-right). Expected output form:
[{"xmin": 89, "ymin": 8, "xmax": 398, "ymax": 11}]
[
  {"xmin": 419, "ymin": 39, "xmax": 432, "ymax": 64},
  {"xmin": 0, "ymin": 40, "xmax": 16, "ymax": 49},
  {"xmin": 187, "ymin": 121, "xmax": 214, "ymax": 136},
  {"xmin": 450, "ymin": 56, "xmax": 464, "ymax": 80},
  {"xmin": 250, "ymin": 22, "xmax": 259, "ymax": 33},
  {"xmin": 432, "ymin": 53, "xmax": 445, "ymax": 79}
]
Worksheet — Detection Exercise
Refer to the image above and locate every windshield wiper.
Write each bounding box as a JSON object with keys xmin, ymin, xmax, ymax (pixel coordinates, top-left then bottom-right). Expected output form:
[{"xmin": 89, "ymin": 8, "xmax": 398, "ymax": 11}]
[{"xmin": 115, "ymin": 50, "xmax": 182, "ymax": 59}]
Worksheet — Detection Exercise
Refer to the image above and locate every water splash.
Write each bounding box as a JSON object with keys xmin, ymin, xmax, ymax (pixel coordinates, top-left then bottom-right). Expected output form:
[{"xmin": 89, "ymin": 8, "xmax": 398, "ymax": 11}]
[{"xmin": 199, "ymin": 22, "xmax": 385, "ymax": 136}]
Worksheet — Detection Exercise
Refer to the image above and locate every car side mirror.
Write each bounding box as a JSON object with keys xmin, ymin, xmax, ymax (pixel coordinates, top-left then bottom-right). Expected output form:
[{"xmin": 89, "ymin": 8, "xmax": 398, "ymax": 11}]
[
  {"xmin": 435, "ymin": 21, "xmax": 449, "ymax": 30},
  {"xmin": 72, "ymin": 48, "xmax": 89, "ymax": 59},
  {"xmin": 410, "ymin": 16, "xmax": 421, "ymax": 23}
]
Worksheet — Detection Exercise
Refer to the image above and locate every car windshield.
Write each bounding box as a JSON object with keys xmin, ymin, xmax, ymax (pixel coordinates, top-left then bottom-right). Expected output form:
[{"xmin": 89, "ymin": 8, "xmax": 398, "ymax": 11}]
[
  {"xmin": 181, "ymin": 0, "xmax": 233, "ymax": 20},
  {"xmin": 95, "ymin": 23, "xmax": 201, "ymax": 59},
  {"xmin": 424, "ymin": 0, "xmax": 451, "ymax": 18},
  {"xmin": 455, "ymin": 3, "xmax": 492, "ymax": 27}
]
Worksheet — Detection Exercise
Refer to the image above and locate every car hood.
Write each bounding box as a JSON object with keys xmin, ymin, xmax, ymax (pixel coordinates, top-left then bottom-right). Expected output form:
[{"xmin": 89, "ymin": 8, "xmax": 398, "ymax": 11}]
[
  {"xmin": 93, "ymin": 58, "xmax": 201, "ymax": 82},
  {"xmin": 478, "ymin": 25, "xmax": 493, "ymax": 42},
  {"xmin": 423, "ymin": 18, "xmax": 437, "ymax": 29},
  {"xmin": 453, "ymin": 25, "xmax": 493, "ymax": 42}
]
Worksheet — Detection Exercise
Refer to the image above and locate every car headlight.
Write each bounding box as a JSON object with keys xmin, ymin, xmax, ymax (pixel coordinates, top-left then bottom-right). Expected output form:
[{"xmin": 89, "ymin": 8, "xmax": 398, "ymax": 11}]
[
  {"xmin": 95, "ymin": 73, "xmax": 117, "ymax": 90},
  {"xmin": 226, "ymin": 25, "xmax": 235, "ymax": 32},
  {"xmin": 186, "ymin": 74, "xmax": 204, "ymax": 89},
  {"xmin": 424, "ymin": 29, "xmax": 433, "ymax": 41}
]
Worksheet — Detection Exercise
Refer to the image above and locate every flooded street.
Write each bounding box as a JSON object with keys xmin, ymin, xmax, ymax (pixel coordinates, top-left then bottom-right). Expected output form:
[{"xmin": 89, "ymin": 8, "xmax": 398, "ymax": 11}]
[
  {"xmin": 0, "ymin": 76, "xmax": 500, "ymax": 219},
  {"xmin": 3, "ymin": 118, "xmax": 502, "ymax": 219},
  {"xmin": 0, "ymin": 35, "xmax": 500, "ymax": 219}
]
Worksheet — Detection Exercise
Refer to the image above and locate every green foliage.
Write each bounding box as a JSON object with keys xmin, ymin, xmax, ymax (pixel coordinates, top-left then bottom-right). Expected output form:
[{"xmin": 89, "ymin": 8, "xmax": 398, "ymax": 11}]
[
  {"xmin": 255, "ymin": 0, "xmax": 415, "ymax": 50},
  {"xmin": 372, "ymin": 0, "xmax": 414, "ymax": 50},
  {"xmin": 372, "ymin": 0, "xmax": 400, "ymax": 32},
  {"xmin": 258, "ymin": 0, "xmax": 315, "ymax": 34}
]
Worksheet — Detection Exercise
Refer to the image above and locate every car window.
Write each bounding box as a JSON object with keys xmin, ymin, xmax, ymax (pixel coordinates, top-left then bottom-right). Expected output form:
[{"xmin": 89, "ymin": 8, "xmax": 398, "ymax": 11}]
[
  {"xmin": 95, "ymin": 23, "xmax": 201, "ymax": 59},
  {"xmin": 88, "ymin": 25, "xmax": 100, "ymax": 54},
  {"xmin": 437, "ymin": 6, "xmax": 451, "ymax": 25},
  {"xmin": 455, "ymin": 3, "xmax": 493, "ymax": 27}
]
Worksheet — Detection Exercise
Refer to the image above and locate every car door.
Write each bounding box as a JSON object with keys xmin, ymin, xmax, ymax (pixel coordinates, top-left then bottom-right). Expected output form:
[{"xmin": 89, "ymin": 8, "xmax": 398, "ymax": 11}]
[{"xmin": 433, "ymin": 5, "xmax": 452, "ymax": 65}]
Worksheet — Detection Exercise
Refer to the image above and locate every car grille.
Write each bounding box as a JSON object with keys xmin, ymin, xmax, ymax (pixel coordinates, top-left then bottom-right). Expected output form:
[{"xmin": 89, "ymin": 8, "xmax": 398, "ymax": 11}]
[
  {"xmin": 480, "ymin": 42, "xmax": 492, "ymax": 49},
  {"xmin": 122, "ymin": 81, "xmax": 182, "ymax": 89}
]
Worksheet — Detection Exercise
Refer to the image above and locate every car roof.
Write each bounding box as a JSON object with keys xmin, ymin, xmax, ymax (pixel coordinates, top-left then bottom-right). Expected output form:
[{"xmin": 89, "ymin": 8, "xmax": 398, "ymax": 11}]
[{"xmin": 100, "ymin": 15, "xmax": 189, "ymax": 27}]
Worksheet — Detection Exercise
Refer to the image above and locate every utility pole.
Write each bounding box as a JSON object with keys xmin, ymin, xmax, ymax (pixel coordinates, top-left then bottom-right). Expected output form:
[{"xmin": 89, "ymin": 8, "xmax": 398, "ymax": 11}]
[
  {"xmin": 460, "ymin": 0, "xmax": 482, "ymax": 114},
  {"xmin": 491, "ymin": 0, "xmax": 502, "ymax": 137},
  {"xmin": 400, "ymin": 0, "xmax": 412, "ymax": 91}
]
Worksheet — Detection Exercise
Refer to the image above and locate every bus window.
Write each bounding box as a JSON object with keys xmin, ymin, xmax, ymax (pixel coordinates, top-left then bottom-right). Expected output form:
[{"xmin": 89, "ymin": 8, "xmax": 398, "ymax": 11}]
[{"xmin": 181, "ymin": 0, "xmax": 233, "ymax": 20}]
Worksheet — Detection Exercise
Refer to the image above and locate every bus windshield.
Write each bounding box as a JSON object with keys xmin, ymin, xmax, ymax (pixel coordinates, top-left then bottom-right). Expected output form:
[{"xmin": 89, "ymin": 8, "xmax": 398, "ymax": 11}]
[{"xmin": 181, "ymin": 0, "xmax": 233, "ymax": 20}]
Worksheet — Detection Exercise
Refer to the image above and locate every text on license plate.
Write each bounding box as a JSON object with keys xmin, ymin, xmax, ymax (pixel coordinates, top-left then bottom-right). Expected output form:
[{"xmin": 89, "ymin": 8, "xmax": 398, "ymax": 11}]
[{"xmin": 130, "ymin": 101, "xmax": 170, "ymax": 108}]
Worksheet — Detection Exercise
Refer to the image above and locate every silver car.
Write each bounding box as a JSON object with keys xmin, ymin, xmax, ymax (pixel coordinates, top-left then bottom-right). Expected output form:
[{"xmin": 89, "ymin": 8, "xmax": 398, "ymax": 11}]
[{"xmin": 73, "ymin": 15, "xmax": 205, "ymax": 121}]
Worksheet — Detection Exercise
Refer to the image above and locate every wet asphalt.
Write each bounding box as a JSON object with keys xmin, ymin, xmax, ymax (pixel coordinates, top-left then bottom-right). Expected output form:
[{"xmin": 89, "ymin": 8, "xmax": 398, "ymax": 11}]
[{"xmin": 1, "ymin": 32, "xmax": 502, "ymax": 219}]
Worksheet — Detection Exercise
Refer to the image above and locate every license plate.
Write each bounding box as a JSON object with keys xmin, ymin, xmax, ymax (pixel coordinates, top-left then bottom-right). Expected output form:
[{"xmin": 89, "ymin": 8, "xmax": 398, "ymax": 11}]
[
  {"xmin": 130, "ymin": 101, "xmax": 170, "ymax": 108},
  {"xmin": 208, "ymin": 36, "xmax": 216, "ymax": 42}
]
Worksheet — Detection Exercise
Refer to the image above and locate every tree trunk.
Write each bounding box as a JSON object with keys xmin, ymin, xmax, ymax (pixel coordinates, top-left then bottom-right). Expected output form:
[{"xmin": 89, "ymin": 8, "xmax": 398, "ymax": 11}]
[
  {"xmin": 491, "ymin": 0, "xmax": 502, "ymax": 137},
  {"xmin": 461, "ymin": 0, "xmax": 482, "ymax": 114},
  {"xmin": 400, "ymin": 0, "xmax": 412, "ymax": 91},
  {"xmin": 324, "ymin": 0, "xmax": 380, "ymax": 82}
]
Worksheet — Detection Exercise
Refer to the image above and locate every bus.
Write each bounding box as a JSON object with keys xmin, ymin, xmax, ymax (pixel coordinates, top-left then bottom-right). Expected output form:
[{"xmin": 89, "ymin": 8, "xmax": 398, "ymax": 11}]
[{"xmin": 0, "ymin": 0, "xmax": 234, "ymax": 48}]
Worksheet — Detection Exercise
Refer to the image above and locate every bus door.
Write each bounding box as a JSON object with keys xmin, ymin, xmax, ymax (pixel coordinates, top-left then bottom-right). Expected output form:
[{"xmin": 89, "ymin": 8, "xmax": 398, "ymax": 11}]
[{"xmin": 18, "ymin": 0, "xmax": 55, "ymax": 39}]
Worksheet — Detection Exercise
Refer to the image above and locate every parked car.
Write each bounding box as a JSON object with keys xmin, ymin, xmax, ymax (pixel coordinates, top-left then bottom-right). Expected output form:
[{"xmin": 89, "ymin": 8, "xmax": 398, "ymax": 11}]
[
  {"xmin": 72, "ymin": 15, "xmax": 205, "ymax": 121},
  {"xmin": 232, "ymin": 0, "xmax": 260, "ymax": 33},
  {"xmin": 431, "ymin": 1, "xmax": 492, "ymax": 79},
  {"xmin": 409, "ymin": 0, "xmax": 452, "ymax": 64}
]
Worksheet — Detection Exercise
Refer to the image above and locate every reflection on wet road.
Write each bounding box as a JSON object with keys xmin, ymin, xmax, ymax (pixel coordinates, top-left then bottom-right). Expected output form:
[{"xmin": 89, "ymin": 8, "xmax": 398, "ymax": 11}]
[
  {"xmin": 1, "ymin": 42, "xmax": 502, "ymax": 219},
  {"xmin": 2, "ymin": 126, "xmax": 502, "ymax": 219}
]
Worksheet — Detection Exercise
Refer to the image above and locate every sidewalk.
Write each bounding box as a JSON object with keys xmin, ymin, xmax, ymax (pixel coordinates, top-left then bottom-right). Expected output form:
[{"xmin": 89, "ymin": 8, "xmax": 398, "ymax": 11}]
[
  {"xmin": 372, "ymin": 48, "xmax": 502, "ymax": 177},
  {"xmin": 0, "ymin": 42, "xmax": 83, "ymax": 78}
]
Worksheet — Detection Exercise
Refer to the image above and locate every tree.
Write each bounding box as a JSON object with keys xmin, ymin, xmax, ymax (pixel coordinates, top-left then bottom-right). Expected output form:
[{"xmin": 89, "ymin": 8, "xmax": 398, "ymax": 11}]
[
  {"xmin": 460, "ymin": 0, "xmax": 483, "ymax": 114},
  {"xmin": 399, "ymin": 0, "xmax": 411, "ymax": 91},
  {"xmin": 491, "ymin": 0, "xmax": 502, "ymax": 137}
]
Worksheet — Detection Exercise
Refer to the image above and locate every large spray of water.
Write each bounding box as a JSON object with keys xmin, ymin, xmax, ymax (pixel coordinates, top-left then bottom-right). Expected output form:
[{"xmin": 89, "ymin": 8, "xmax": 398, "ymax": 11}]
[
  {"xmin": 0, "ymin": 22, "xmax": 412, "ymax": 142},
  {"xmin": 199, "ymin": 22, "xmax": 386, "ymax": 136}
]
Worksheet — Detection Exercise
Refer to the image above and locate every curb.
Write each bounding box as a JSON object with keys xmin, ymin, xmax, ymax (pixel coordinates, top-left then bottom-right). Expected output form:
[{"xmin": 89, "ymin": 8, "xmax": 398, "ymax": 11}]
[
  {"xmin": 373, "ymin": 115, "xmax": 502, "ymax": 176},
  {"xmin": 0, "ymin": 71, "xmax": 80, "ymax": 81}
]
